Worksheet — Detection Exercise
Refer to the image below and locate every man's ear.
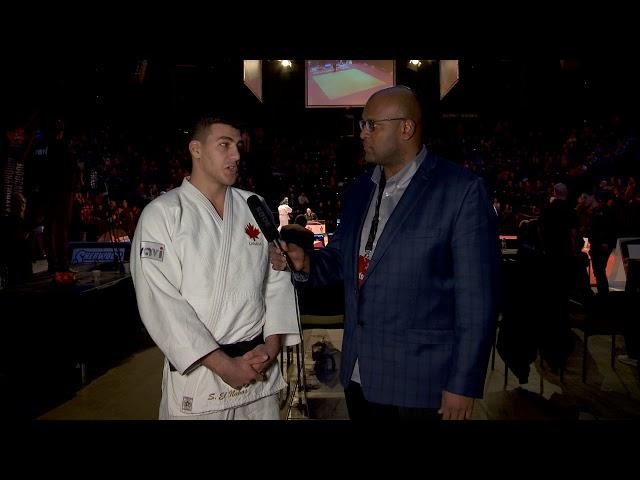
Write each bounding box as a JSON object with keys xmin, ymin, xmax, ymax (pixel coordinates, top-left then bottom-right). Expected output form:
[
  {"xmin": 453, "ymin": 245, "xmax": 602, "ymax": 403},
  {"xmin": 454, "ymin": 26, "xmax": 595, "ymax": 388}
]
[
  {"xmin": 401, "ymin": 119, "xmax": 417, "ymax": 140},
  {"xmin": 189, "ymin": 140, "xmax": 201, "ymax": 158}
]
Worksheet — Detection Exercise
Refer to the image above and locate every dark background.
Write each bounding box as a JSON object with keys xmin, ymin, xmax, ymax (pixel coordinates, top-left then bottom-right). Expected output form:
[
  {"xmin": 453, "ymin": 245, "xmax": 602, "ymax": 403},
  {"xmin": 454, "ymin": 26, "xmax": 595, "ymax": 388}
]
[{"xmin": 5, "ymin": 56, "xmax": 639, "ymax": 139}]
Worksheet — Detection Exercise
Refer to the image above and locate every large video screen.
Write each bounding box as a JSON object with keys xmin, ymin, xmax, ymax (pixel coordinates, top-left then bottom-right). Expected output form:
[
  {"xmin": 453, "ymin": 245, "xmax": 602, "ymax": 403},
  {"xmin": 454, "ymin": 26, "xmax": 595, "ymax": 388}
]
[{"xmin": 306, "ymin": 60, "xmax": 395, "ymax": 108}]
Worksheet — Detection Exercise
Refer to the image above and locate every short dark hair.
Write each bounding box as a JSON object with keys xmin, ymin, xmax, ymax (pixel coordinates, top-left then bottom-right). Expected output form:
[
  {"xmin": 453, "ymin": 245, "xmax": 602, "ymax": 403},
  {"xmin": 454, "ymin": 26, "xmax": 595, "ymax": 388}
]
[{"xmin": 190, "ymin": 113, "xmax": 245, "ymax": 142}]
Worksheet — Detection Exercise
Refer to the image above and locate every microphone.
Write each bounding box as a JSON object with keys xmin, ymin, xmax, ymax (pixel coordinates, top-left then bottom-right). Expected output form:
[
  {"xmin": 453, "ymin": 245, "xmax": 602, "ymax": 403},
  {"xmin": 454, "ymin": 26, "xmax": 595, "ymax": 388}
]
[{"xmin": 247, "ymin": 195, "xmax": 296, "ymax": 271}]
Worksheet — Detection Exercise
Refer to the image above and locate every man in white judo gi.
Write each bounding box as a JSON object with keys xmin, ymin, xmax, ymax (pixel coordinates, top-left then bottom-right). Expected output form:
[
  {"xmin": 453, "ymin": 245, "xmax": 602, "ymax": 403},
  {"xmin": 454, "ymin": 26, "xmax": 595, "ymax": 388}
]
[{"xmin": 131, "ymin": 114, "xmax": 300, "ymax": 420}]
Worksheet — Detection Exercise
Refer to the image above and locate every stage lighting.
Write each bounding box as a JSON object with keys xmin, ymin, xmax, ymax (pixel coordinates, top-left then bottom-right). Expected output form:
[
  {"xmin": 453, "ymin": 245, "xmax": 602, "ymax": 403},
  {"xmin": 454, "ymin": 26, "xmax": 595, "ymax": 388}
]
[{"xmin": 407, "ymin": 60, "xmax": 422, "ymax": 72}]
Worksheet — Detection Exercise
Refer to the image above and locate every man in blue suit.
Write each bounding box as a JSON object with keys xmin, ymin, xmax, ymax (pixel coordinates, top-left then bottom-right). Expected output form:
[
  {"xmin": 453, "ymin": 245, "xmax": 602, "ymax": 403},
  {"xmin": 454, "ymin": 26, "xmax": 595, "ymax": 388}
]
[{"xmin": 272, "ymin": 86, "xmax": 500, "ymax": 420}]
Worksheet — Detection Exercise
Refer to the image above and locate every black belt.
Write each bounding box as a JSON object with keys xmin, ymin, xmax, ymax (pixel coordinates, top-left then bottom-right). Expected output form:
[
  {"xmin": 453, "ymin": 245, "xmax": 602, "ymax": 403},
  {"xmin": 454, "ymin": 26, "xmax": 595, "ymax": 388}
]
[{"xmin": 168, "ymin": 334, "xmax": 264, "ymax": 372}]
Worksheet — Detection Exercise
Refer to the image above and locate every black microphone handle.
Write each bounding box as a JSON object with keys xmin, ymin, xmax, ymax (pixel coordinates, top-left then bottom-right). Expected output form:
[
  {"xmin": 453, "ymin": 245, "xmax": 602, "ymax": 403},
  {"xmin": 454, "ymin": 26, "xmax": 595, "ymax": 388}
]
[{"xmin": 272, "ymin": 240, "xmax": 296, "ymax": 271}]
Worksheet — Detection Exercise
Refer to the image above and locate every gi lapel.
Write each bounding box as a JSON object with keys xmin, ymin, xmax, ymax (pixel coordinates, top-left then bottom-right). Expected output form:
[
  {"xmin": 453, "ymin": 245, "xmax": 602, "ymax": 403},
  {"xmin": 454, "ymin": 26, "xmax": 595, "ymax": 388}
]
[{"xmin": 203, "ymin": 187, "xmax": 234, "ymax": 331}]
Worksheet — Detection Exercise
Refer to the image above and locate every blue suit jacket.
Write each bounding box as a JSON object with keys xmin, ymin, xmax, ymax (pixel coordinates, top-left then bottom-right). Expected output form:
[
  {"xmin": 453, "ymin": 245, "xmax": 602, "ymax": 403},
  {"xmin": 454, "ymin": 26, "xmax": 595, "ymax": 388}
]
[{"xmin": 308, "ymin": 151, "xmax": 500, "ymax": 408}]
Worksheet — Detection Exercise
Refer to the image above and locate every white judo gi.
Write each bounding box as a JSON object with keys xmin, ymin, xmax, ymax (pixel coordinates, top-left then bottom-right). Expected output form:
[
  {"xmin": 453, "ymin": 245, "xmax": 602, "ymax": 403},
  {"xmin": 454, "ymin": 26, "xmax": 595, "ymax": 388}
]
[{"xmin": 131, "ymin": 178, "xmax": 300, "ymax": 417}]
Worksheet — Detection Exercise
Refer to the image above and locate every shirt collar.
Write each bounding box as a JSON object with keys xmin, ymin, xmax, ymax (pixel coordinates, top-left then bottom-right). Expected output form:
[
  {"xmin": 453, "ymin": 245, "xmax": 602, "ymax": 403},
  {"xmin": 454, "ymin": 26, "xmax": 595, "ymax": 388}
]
[{"xmin": 371, "ymin": 145, "xmax": 427, "ymax": 187}]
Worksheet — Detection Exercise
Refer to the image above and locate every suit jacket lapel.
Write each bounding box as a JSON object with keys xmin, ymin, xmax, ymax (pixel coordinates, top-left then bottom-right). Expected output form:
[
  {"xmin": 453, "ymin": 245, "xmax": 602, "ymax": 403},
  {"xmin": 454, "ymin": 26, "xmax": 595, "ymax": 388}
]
[{"xmin": 362, "ymin": 152, "xmax": 439, "ymax": 285}]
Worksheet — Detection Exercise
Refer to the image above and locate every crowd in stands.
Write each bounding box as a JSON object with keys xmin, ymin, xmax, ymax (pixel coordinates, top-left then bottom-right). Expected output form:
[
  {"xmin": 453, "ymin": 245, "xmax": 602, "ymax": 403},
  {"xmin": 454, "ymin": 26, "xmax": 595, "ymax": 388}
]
[
  {"xmin": 433, "ymin": 117, "xmax": 640, "ymax": 239},
  {"xmin": 2, "ymin": 113, "xmax": 640, "ymax": 274}
]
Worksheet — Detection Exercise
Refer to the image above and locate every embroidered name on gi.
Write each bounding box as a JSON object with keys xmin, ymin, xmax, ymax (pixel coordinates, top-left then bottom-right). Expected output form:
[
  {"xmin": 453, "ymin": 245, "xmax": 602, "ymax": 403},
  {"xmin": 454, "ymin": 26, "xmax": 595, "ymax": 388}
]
[
  {"xmin": 140, "ymin": 241, "xmax": 165, "ymax": 261},
  {"xmin": 208, "ymin": 388, "xmax": 249, "ymax": 401}
]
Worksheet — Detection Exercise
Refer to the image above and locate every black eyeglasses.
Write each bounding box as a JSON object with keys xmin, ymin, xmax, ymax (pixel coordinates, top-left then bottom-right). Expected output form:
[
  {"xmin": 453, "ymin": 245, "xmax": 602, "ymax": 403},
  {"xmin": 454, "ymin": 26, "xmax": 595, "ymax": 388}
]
[{"xmin": 358, "ymin": 117, "xmax": 406, "ymax": 132}]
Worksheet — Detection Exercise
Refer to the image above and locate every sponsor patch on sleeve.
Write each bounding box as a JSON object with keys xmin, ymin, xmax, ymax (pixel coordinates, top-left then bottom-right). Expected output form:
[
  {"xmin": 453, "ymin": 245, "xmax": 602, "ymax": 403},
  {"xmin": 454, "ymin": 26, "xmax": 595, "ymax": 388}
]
[{"xmin": 140, "ymin": 241, "xmax": 165, "ymax": 262}]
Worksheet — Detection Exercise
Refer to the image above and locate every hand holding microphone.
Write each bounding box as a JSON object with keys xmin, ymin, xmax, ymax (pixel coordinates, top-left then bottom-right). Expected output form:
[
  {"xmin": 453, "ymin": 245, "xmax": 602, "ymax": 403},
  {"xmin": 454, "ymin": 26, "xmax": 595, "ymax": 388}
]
[{"xmin": 269, "ymin": 240, "xmax": 307, "ymax": 272}]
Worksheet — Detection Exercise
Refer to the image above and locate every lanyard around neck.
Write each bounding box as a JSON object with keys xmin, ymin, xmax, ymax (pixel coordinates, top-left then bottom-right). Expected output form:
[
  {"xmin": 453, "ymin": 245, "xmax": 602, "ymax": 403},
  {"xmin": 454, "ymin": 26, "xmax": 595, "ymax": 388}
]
[{"xmin": 365, "ymin": 167, "xmax": 386, "ymax": 253}]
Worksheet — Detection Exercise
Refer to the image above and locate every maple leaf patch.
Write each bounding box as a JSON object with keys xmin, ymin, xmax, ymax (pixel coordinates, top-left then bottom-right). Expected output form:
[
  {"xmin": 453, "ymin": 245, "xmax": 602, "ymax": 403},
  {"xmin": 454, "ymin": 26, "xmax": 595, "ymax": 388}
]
[{"xmin": 245, "ymin": 223, "xmax": 261, "ymax": 241}]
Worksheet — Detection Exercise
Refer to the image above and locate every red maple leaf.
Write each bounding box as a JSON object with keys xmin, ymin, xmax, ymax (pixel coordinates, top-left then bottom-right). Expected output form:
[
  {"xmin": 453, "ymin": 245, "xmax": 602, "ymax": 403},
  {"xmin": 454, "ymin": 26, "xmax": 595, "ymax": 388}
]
[{"xmin": 245, "ymin": 223, "xmax": 261, "ymax": 241}]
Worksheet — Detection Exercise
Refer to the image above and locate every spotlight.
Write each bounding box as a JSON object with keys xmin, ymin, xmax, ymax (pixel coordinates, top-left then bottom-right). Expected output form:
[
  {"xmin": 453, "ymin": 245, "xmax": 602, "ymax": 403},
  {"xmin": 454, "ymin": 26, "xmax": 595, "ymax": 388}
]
[
  {"xmin": 280, "ymin": 60, "xmax": 292, "ymax": 68},
  {"xmin": 407, "ymin": 60, "xmax": 422, "ymax": 72}
]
